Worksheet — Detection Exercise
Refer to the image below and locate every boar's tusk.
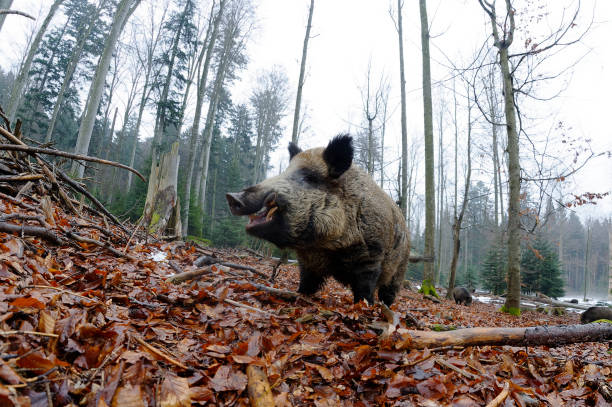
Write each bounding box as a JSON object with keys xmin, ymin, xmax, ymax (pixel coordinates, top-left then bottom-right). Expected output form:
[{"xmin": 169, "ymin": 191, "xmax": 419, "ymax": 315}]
[{"xmin": 266, "ymin": 206, "xmax": 278, "ymax": 221}]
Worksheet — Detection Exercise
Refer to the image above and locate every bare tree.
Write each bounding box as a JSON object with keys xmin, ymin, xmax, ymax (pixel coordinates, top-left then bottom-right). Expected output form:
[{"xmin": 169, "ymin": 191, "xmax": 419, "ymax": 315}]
[
  {"xmin": 447, "ymin": 80, "xmax": 472, "ymax": 299},
  {"xmin": 181, "ymin": 0, "xmax": 226, "ymax": 236},
  {"xmin": 126, "ymin": 0, "xmax": 169, "ymax": 192},
  {"xmin": 291, "ymin": 0, "xmax": 314, "ymax": 145},
  {"xmin": 6, "ymin": 0, "xmax": 65, "ymax": 122},
  {"xmin": 359, "ymin": 62, "xmax": 385, "ymax": 176},
  {"xmin": 46, "ymin": 0, "xmax": 107, "ymax": 143},
  {"xmin": 419, "ymin": 0, "xmax": 436, "ymax": 295},
  {"xmin": 71, "ymin": 0, "xmax": 141, "ymax": 178},
  {"xmin": 390, "ymin": 0, "xmax": 408, "ymax": 219}
]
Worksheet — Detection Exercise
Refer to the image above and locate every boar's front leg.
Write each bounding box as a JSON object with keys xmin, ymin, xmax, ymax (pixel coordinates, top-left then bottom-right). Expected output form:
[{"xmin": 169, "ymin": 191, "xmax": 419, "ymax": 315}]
[
  {"xmin": 348, "ymin": 263, "xmax": 382, "ymax": 305},
  {"xmin": 297, "ymin": 266, "xmax": 326, "ymax": 296}
]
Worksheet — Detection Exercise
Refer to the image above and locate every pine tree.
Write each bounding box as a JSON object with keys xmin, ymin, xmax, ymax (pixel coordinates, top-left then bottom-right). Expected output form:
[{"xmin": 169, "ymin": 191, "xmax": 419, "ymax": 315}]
[
  {"xmin": 521, "ymin": 237, "xmax": 565, "ymax": 298},
  {"xmin": 481, "ymin": 244, "xmax": 507, "ymax": 295}
]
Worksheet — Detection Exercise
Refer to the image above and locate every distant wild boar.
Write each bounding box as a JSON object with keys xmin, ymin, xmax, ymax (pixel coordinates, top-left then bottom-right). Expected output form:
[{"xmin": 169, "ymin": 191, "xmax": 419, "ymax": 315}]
[
  {"xmin": 226, "ymin": 135, "xmax": 410, "ymax": 306},
  {"xmin": 452, "ymin": 287, "xmax": 473, "ymax": 306},
  {"xmin": 581, "ymin": 306, "xmax": 612, "ymax": 323}
]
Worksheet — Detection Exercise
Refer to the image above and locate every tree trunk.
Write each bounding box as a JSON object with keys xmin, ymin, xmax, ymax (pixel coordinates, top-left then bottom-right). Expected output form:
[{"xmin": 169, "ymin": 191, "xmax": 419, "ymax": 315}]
[
  {"xmin": 45, "ymin": 0, "xmax": 104, "ymax": 143},
  {"xmin": 447, "ymin": 92, "xmax": 471, "ymax": 299},
  {"xmin": 479, "ymin": 0, "xmax": 520, "ymax": 315},
  {"xmin": 0, "ymin": 0, "xmax": 13, "ymax": 32},
  {"xmin": 291, "ymin": 0, "xmax": 314, "ymax": 144},
  {"xmin": 419, "ymin": 0, "xmax": 436, "ymax": 292},
  {"xmin": 395, "ymin": 0, "xmax": 408, "ymax": 219},
  {"xmin": 435, "ymin": 106, "xmax": 443, "ymax": 284},
  {"xmin": 6, "ymin": 0, "xmax": 64, "ymax": 122},
  {"xmin": 608, "ymin": 220, "xmax": 612, "ymax": 300},
  {"xmin": 71, "ymin": 0, "xmax": 140, "ymax": 178},
  {"xmin": 583, "ymin": 223, "xmax": 591, "ymax": 301},
  {"xmin": 181, "ymin": 0, "xmax": 225, "ymax": 237},
  {"xmin": 142, "ymin": 141, "xmax": 182, "ymax": 236},
  {"xmin": 395, "ymin": 323, "xmax": 612, "ymax": 350}
]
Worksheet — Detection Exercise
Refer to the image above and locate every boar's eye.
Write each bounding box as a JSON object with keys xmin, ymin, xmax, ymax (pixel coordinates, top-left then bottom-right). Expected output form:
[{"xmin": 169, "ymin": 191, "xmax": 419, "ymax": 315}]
[{"xmin": 300, "ymin": 170, "xmax": 321, "ymax": 185}]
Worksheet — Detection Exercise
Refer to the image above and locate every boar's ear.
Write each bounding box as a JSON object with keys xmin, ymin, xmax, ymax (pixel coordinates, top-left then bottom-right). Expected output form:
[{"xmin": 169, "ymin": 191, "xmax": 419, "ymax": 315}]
[
  {"xmin": 323, "ymin": 134, "xmax": 353, "ymax": 178},
  {"xmin": 288, "ymin": 142, "xmax": 302, "ymax": 161}
]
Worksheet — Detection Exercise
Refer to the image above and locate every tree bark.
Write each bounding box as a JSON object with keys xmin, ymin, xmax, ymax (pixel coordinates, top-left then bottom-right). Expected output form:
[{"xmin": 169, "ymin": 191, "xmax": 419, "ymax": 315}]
[
  {"xmin": 291, "ymin": 0, "xmax": 314, "ymax": 144},
  {"xmin": 419, "ymin": 0, "xmax": 436, "ymax": 291},
  {"xmin": 71, "ymin": 0, "xmax": 140, "ymax": 178},
  {"xmin": 181, "ymin": 0, "xmax": 225, "ymax": 237},
  {"xmin": 6, "ymin": 0, "xmax": 65, "ymax": 122},
  {"xmin": 142, "ymin": 142, "xmax": 182, "ymax": 236}
]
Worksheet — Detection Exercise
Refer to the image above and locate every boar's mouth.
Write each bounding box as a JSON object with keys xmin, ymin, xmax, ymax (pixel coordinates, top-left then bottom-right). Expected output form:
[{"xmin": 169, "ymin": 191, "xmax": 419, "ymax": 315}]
[{"xmin": 226, "ymin": 192, "xmax": 280, "ymax": 230}]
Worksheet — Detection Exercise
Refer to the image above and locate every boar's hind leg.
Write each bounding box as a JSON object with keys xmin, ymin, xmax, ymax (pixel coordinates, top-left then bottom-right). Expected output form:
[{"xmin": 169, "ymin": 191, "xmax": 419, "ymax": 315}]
[
  {"xmin": 378, "ymin": 282, "xmax": 400, "ymax": 306},
  {"xmin": 378, "ymin": 263, "xmax": 405, "ymax": 306},
  {"xmin": 297, "ymin": 267, "xmax": 325, "ymax": 296}
]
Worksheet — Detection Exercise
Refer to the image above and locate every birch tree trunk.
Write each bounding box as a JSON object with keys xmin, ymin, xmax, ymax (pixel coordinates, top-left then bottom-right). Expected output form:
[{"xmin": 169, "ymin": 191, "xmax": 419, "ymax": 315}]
[
  {"xmin": 71, "ymin": 0, "xmax": 140, "ymax": 178},
  {"xmin": 419, "ymin": 0, "xmax": 436, "ymax": 293},
  {"xmin": 394, "ymin": 0, "xmax": 408, "ymax": 219},
  {"xmin": 6, "ymin": 0, "xmax": 64, "ymax": 122},
  {"xmin": 181, "ymin": 0, "xmax": 225, "ymax": 236},
  {"xmin": 0, "ymin": 0, "xmax": 13, "ymax": 33},
  {"xmin": 291, "ymin": 0, "xmax": 314, "ymax": 144},
  {"xmin": 45, "ymin": 0, "xmax": 105, "ymax": 143}
]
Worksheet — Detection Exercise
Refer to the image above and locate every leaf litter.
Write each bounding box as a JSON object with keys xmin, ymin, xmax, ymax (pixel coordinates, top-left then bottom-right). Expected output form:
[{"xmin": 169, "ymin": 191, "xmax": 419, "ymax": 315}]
[{"xmin": 0, "ymin": 193, "xmax": 611, "ymax": 406}]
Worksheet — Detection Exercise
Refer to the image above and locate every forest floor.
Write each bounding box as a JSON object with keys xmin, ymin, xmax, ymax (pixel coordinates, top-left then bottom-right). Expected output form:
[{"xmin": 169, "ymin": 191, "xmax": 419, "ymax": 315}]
[{"xmin": 1, "ymin": 189, "xmax": 611, "ymax": 407}]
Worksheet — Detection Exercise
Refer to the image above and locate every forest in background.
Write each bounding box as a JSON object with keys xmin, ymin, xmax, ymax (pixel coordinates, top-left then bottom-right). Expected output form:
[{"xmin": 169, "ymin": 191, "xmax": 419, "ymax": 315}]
[{"xmin": 0, "ymin": 0, "xmax": 610, "ymax": 303}]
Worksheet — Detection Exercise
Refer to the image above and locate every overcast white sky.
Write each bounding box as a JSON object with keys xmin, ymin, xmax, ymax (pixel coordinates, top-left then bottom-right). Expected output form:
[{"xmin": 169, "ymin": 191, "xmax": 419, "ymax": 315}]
[{"xmin": 2, "ymin": 0, "xmax": 611, "ymax": 220}]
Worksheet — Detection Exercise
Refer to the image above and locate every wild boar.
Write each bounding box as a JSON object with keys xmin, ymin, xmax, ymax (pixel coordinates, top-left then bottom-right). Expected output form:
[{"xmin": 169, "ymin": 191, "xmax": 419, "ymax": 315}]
[
  {"xmin": 452, "ymin": 287, "xmax": 473, "ymax": 306},
  {"xmin": 581, "ymin": 306, "xmax": 612, "ymax": 323},
  {"xmin": 226, "ymin": 135, "xmax": 410, "ymax": 306}
]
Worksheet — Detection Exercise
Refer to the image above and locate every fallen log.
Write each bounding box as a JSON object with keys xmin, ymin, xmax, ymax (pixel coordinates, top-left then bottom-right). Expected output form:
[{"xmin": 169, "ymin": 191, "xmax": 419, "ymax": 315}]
[
  {"xmin": 246, "ymin": 365, "xmax": 274, "ymax": 407},
  {"xmin": 396, "ymin": 323, "xmax": 612, "ymax": 350},
  {"xmin": 521, "ymin": 294, "xmax": 591, "ymax": 311}
]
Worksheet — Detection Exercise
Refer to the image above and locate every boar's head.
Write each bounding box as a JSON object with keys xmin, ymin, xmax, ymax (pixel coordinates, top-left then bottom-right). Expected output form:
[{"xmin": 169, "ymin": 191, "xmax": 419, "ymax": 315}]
[{"xmin": 226, "ymin": 135, "xmax": 353, "ymax": 249}]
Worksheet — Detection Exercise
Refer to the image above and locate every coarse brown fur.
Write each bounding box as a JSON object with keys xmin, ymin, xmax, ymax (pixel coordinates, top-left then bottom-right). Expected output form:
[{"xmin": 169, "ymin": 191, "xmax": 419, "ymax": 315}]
[{"xmin": 226, "ymin": 135, "xmax": 410, "ymax": 306}]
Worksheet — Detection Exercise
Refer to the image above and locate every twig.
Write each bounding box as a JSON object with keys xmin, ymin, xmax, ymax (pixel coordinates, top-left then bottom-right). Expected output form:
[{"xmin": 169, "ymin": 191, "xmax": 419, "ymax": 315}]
[
  {"xmin": 0, "ymin": 222, "xmax": 63, "ymax": 244},
  {"xmin": 485, "ymin": 380, "xmax": 510, "ymax": 407},
  {"xmin": 166, "ymin": 265, "xmax": 215, "ymax": 284},
  {"xmin": 0, "ymin": 330, "xmax": 58, "ymax": 338},
  {"xmin": 133, "ymin": 335, "xmax": 188, "ymax": 370},
  {"xmin": 435, "ymin": 358, "xmax": 478, "ymax": 380},
  {"xmin": 0, "ymin": 174, "xmax": 43, "ymax": 182},
  {"xmin": 224, "ymin": 298, "xmax": 275, "ymax": 317},
  {"xmin": 65, "ymin": 230, "xmax": 137, "ymax": 261},
  {"xmin": 194, "ymin": 255, "xmax": 265, "ymax": 277},
  {"xmin": 83, "ymin": 345, "xmax": 124, "ymax": 386},
  {"xmin": 26, "ymin": 285, "xmax": 102, "ymax": 305},
  {"xmin": 0, "ymin": 191, "xmax": 39, "ymax": 212},
  {"xmin": 0, "ymin": 144, "xmax": 145, "ymax": 182},
  {"xmin": 250, "ymin": 283, "xmax": 301, "ymax": 301},
  {"xmin": 0, "ymin": 9, "xmax": 35, "ymax": 20}
]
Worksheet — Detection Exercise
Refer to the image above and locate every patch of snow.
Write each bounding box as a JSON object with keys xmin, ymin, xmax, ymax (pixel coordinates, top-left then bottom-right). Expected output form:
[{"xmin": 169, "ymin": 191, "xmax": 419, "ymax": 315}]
[{"xmin": 150, "ymin": 251, "xmax": 167, "ymax": 262}]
